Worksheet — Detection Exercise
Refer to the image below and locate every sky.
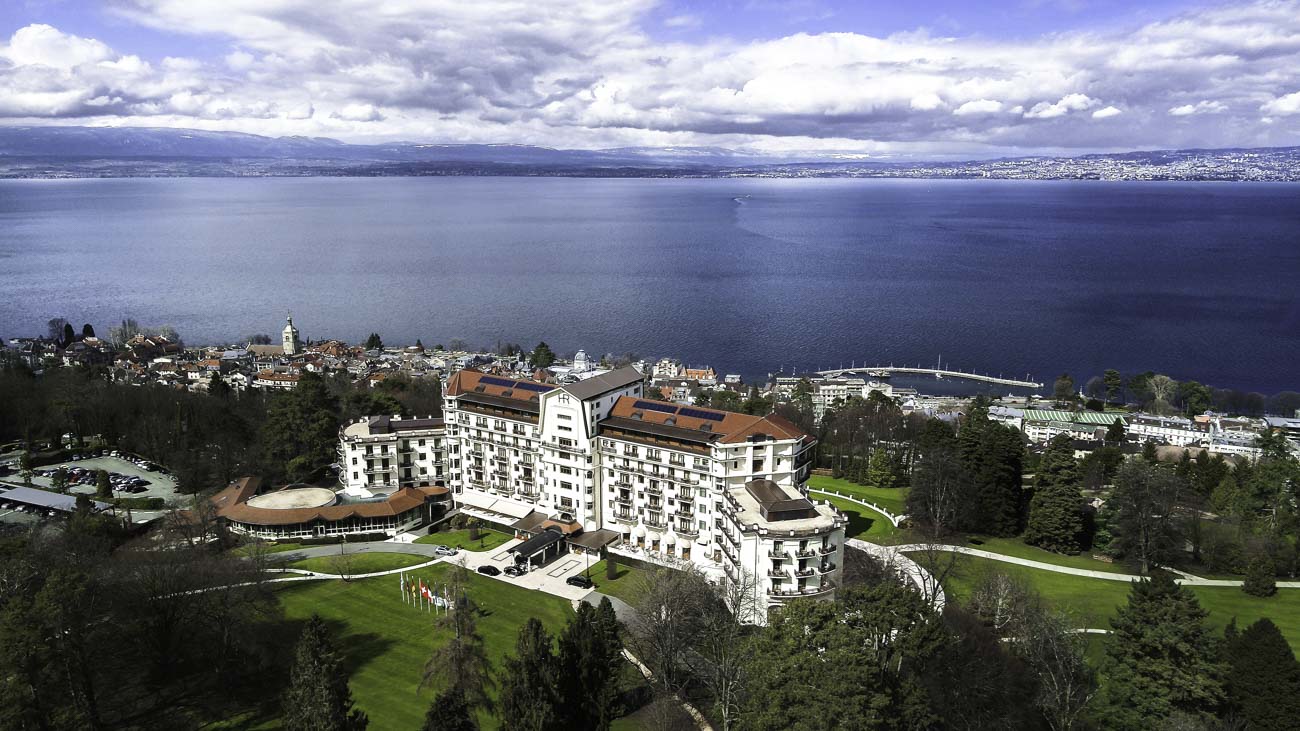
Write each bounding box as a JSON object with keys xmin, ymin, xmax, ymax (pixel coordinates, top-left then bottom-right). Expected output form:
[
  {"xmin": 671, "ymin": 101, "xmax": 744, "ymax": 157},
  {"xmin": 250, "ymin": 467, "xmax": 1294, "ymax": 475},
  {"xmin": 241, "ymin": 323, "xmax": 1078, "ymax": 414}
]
[{"xmin": 2, "ymin": 0, "xmax": 1300, "ymax": 158}]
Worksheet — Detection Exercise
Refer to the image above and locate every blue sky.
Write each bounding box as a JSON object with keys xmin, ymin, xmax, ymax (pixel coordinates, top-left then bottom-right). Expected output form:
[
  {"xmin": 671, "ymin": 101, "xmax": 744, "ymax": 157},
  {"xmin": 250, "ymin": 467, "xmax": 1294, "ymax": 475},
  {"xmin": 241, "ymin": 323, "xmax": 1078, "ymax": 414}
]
[{"xmin": 1, "ymin": 0, "xmax": 1298, "ymax": 157}]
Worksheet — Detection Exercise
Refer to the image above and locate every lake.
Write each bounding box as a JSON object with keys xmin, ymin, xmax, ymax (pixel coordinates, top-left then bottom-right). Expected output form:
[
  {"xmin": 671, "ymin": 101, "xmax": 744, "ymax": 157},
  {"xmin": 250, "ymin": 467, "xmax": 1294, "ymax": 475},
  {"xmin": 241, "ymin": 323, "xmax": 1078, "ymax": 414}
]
[{"xmin": 1, "ymin": 177, "xmax": 1297, "ymax": 394}]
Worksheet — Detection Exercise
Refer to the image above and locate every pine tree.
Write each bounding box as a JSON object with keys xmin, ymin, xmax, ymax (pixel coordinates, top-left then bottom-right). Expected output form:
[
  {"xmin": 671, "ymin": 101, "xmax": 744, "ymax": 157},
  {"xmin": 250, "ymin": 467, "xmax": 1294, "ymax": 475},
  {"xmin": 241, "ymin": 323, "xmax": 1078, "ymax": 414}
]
[
  {"xmin": 282, "ymin": 615, "xmax": 368, "ymax": 731},
  {"xmin": 1094, "ymin": 574, "xmax": 1225, "ymax": 729},
  {"xmin": 530, "ymin": 341, "xmax": 556, "ymax": 369},
  {"xmin": 422, "ymin": 579, "xmax": 494, "ymax": 712},
  {"xmin": 1024, "ymin": 434, "xmax": 1084, "ymax": 553},
  {"xmin": 422, "ymin": 687, "xmax": 478, "ymax": 731},
  {"xmin": 865, "ymin": 449, "xmax": 895, "ymax": 489},
  {"xmin": 498, "ymin": 618, "xmax": 560, "ymax": 731},
  {"xmin": 556, "ymin": 601, "xmax": 622, "ymax": 731},
  {"xmin": 1242, "ymin": 554, "xmax": 1276, "ymax": 597},
  {"xmin": 81, "ymin": 323, "xmax": 95, "ymax": 339},
  {"xmin": 364, "ymin": 333, "xmax": 383, "ymax": 350},
  {"xmin": 1105, "ymin": 418, "xmax": 1125, "ymax": 445},
  {"xmin": 1223, "ymin": 618, "xmax": 1300, "ymax": 730},
  {"xmin": 94, "ymin": 469, "xmax": 111, "ymax": 500},
  {"xmin": 1141, "ymin": 440, "xmax": 1158, "ymax": 464}
]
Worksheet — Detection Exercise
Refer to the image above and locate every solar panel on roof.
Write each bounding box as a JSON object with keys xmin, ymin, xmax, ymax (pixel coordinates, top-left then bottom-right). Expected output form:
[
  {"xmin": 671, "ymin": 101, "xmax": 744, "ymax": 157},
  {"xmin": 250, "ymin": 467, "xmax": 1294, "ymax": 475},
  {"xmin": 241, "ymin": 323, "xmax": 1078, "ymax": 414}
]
[
  {"xmin": 633, "ymin": 399, "xmax": 678, "ymax": 414},
  {"xmin": 479, "ymin": 375, "xmax": 552, "ymax": 393},
  {"xmin": 479, "ymin": 375, "xmax": 516, "ymax": 388},
  {"xmin": 678, "ymin": 407, "xmax": 725, "ymax": 422},
  {"xmin": 515, "ymin": 382, "xmax": 552, "ymax": 393}
]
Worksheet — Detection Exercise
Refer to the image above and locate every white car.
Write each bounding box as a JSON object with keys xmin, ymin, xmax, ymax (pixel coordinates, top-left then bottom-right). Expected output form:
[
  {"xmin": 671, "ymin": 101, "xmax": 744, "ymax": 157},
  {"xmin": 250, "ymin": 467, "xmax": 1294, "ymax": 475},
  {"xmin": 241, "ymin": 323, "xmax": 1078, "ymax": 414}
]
[{"xmin": 430, "ymin": 545, "xmax": 458, "ymax": 557}]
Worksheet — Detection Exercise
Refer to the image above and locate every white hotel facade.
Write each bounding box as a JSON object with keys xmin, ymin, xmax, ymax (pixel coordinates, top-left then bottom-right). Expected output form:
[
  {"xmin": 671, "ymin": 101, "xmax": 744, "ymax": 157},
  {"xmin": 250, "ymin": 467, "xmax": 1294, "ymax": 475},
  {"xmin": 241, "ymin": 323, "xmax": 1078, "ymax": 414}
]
[
  {"xmin": 437, "ymin": 367, "xmax": 844, "ymax": 621},
  {"xmin": 339, "ymin": 415, "xmax": 447, "ymax": 497}
]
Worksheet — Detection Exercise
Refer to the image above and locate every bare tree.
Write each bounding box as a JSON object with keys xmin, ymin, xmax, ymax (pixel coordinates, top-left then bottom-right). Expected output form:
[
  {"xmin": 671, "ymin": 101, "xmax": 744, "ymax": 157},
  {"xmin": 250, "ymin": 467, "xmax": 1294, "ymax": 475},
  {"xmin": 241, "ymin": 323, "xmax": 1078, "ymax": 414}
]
[
  {"xmin": 688, "ymin": 566, "xmax": 759, "ymax": 731},
  {"xmin": 329, "ymin": 538, "xmax": 354, "ymax": 580},
  {"xmin": 625, "ymin": 565, "xmax": 713, "ymax": 695},
  {"xmin": 1018, "ymin": 607, "xmax": 1096, "ymax": 731},
  {"xmin": 967, "ymin": 566, "xmax": 1038, "ymax": 635}
]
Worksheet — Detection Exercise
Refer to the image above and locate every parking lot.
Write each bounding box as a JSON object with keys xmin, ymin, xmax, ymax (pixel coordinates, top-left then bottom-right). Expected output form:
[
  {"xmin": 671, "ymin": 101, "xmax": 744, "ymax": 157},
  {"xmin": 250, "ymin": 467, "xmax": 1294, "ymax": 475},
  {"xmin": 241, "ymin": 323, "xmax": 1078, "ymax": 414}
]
[{"xmin": 26, "ymin": 455, "xmax": 179, "ymax": 505}]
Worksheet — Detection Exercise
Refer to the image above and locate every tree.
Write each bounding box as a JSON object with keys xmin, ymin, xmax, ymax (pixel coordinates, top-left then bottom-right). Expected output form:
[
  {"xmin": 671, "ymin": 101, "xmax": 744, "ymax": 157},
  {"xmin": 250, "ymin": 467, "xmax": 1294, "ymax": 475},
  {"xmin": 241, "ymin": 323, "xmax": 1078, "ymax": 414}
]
[
  {"xmin": 81, "ymin": 324, "xmax": 95, "ymax": 340},
  {"xmin": 422, "ymin": 687, "xmax": 478, "ymax": 731},
  {"xmin": 1105, "ymin": 418, "xmax": 1125, "ymax": 445},
  {"xmin": 499, "ymin": 618, "xmax": 560, "ymax": 731},
  {"xmin": 1223, "ymin": 618, "xmax": 1300, "ymax": 730},
  {"xmin": 18, "ymin": 450, "xmax": 33, "ymax": 484},
  {"xmin": 282, "ymin": 615, "xmax": 368, "ymax": 731},
  {"xmin": 1024, "ymin": 434, "xmax": 1084, "ymax": 554},
  {"xmin": 50, "ymin": 467, "xmax": 69, "ymax": 493},
  {"xmin": 957, "ymin": 404, "xmax": 1024, "ymax": 536},
  {"xmin": 1108, "ymin": 461, "xmax": 1186, "ymax": 573},
  {"xmin": 421, "ymin": 564, "xmax": 493, "ymax": 712},
  {"xmin": 94, "ymin": 469, "xmax": 111, "ymax": 500},
  {"xmin": 1052, "ymin": 374, "xmax": 1075, "ymax": 405},
  {"xmin": 626, "ymin": 566, "xmax": 713, "ymax": 695},
  {"xmin": 1103, "ymin": 369, "xmax": 1123, "ymax": 403},
  {"xmin": 1094, "ymin": 574, "xmax": 1225, "ymax": 729},
  {"xmin": 47, "ymin": 318, "xmax": 68, "ymax": 343},
  {"xmin": 556, "ymin": 601, "xmax": 623, "ymax": 731},
  {"xmin": 1242, "ymin": 553, "xmax": 1276, "ymax": 597},
  {"xmin": 690, "ymin": 568, "xmax": 758, "ymax": 731},
  {"xmin": 1149, "ymin": 374, "xmax": 1177, "ymax": 414},
  {"xmin": 530, "ymin": 341, "xmax": 556, "ymax": 369},
  {"xmin": 364, "ymin": 333, "xmax": 383, "ymax": 350},
  {"xmin": 260, "ymin": 371, "xmax": 340, "ymax": 483},
  {"xmin": 62, "ymin": 322, "xmax": 76, "ymax": 347},
  {"xmin": 864, "ymin": 449, "xmax": 895, "ymax": 490}
]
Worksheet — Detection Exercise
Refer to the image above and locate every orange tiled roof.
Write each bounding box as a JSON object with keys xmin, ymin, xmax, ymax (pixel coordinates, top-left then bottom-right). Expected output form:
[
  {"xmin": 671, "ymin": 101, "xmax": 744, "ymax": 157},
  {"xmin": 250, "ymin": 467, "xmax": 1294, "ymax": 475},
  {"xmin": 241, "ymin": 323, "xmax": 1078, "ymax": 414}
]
[{"xmin": 605, "ymin": 396, "xmax": 809, "ymax": 444}]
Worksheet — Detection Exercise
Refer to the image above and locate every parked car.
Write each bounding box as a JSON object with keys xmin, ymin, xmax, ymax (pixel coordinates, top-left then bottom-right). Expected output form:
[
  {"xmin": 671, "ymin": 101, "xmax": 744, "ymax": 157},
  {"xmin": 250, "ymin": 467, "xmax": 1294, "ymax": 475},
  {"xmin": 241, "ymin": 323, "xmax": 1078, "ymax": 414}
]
[
  {"xmin": 476, "ymin": 565, "xmax": 501, "ymax": 576},
  {"xmin": 430, "ymin": 545, "xmax": 458, "ymax": 557},
  {"xmin": 503, "ymin": 565, "xmax": 526, "ymax": 577},
  {"xmin": 565, "ymin": 574, "xmax": 594, "ymax": 589}
]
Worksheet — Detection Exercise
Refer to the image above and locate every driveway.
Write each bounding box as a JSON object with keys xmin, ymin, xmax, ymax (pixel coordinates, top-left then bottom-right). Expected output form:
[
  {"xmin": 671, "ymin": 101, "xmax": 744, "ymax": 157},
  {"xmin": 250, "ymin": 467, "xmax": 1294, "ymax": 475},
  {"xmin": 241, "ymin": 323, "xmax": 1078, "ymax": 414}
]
[{"xmin": 266, "ymin": 537, "xmax": 603, "ymax": 600}]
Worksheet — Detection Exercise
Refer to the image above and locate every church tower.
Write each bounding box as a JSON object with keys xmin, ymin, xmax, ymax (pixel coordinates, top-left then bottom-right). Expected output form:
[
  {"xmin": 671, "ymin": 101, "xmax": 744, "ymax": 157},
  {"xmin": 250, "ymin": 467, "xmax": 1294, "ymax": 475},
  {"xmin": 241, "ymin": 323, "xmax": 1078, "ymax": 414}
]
[{"xmin": 282, "ymin": 314, "xmax": 301, "ymax": 356}]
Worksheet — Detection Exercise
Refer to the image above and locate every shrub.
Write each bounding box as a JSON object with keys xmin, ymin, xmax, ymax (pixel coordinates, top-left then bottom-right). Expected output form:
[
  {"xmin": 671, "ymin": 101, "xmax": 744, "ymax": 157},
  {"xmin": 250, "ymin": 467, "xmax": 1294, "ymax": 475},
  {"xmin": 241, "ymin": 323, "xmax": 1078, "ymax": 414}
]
[{"xmin": 1242, "ymin": 555, "xmax": 1276, "ymax": 598}]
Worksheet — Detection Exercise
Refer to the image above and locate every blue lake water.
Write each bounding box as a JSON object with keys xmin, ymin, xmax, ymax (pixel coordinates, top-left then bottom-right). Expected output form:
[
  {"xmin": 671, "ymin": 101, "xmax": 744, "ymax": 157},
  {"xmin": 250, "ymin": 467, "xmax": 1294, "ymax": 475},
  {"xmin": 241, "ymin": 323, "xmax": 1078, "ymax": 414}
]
[{"xmin": 0, "ymin": 177, "xmax": 1297, "ymax": 394}]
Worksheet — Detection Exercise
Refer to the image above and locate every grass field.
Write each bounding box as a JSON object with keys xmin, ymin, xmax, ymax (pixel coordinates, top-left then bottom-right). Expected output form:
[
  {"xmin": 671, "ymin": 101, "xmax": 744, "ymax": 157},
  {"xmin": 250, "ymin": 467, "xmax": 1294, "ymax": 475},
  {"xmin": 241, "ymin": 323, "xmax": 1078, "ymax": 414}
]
[
  {"xmin": 823, "ymin": 495, "xmax": 900, "ymax": 541},
  {"xmin": 288, "ymin": 552, "xmax": 432, "ymax": 575},
  {"xmin": 585, "ymin": 559, "xmax": 646, "ymax": 604},
  {"xmin": 807, "ymin": 475, "xmax": 909, "ymax": 515},
  {"xmin": 232, "ymin": 541, "xmax": 310, "ymax": 557},
  {"xmin": 963, "ymin": 536, "xmax": 1131, "ymax": 574},
  {"xmin": 932, "ymin": 554, "xmax": 1300, "ymax": 653},
  {"xmin": 274, "ymin": 568, "xmax": 577, "ymax": 730},
  {"xmin": 415, "ymin": 528, "xmax": 513, "ymax": 552}
]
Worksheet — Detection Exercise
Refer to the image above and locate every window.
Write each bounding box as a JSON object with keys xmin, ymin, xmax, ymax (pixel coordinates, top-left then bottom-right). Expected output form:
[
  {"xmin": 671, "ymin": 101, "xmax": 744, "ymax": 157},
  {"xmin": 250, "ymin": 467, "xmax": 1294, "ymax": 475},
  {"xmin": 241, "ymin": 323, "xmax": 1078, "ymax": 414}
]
[{"xmin": 557, "ymin": 413, "xmax": 572, "ymax": 420}]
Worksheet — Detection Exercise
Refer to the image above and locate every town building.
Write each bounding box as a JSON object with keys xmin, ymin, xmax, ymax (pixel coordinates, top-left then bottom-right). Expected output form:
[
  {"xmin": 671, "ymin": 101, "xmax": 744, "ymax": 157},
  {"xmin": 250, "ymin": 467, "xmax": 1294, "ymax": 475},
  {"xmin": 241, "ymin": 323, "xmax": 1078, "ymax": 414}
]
[
  {"xmin": 1020, "ymin": 409, "xmax": 1123, "ymax": 443},
  {"xmin": 1126, "ymin": 414, "xmax": 1208, "ymax": 447},
  {"xmin": 282, "ymin": 314, "xmax": 301, "ymax": 356},
  {"xmin": 439, "ymin": 367, "xmax": 842, "ymax": 622},
  {"xmin": 339, "ymin": 415, "xmax": 447, "ymax": 497}
]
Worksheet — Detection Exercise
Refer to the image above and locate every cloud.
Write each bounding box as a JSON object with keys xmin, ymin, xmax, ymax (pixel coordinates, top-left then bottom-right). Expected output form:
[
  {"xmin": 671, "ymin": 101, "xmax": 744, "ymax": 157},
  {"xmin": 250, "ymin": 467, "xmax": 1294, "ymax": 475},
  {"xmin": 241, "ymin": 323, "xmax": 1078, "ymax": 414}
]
[
  {"xmin": 953, "ymin": 99, "xmax": 1003, "ymax": 115},
  {"xmin": 663, "ymin": 14, "xmax": 700, "ymax": 29},
  {"xmin": 1, "ymin": 1, "xmax": 1300, "ymax": 155},
  {"xmin": 1169, "ymin": 100, "xmax": 1228, "ymax": 116},
  {"xmin": 1025, "ymin": 93, "xmax": 1098, "ymax": 119},
  {"xmin": 1260, "ymin": 91, "xmax": 1300, "ymax": 116}
]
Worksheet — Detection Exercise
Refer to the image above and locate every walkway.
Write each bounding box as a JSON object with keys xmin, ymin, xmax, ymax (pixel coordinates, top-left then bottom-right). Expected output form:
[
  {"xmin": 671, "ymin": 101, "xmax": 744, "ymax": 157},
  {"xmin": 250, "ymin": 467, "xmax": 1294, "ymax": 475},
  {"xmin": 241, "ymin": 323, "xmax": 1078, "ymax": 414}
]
[
  {"xmin": 809, "ymin": 488, "xmax": 905, "ymax": 527},
  {"xmin": 847, "ymin": 538, "xmax": 946, "ymax": 610},
  {"xmin": 814, "ymin": 365, "xmax": 1042, "ymax": 389},
  {"xmin": 885, "ymin": 543, "xmax": 1300, "ymax": 589}
]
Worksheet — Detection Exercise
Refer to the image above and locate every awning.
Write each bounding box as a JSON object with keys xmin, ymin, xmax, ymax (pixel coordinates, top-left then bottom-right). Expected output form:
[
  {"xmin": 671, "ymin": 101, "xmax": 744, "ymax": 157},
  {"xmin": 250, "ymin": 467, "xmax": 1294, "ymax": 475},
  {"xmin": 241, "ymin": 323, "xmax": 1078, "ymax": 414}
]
[
  {"xmin": 509, "ymin": 528, "xmax": 564, "ymax": 558},
  {"xmin": 568, "ymin": 529, "xmax": 621, "ymax": 551},
  {"xmin": 454, "ymin": 491, "xmax": 534, "ymax": 519}
]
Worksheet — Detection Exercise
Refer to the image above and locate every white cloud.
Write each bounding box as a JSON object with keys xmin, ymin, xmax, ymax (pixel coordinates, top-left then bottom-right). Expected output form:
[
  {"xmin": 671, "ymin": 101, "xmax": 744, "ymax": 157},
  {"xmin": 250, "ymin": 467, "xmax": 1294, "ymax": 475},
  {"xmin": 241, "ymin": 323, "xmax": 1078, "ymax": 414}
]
[
  {"xmin": 953, "ymin": 99, "xmax": 1003, "ymax": 115},
  {"xmin": 1169, "ymin": 100, "xmax": 1228, "ymax": 116},
  {"xmin": 663, "ymin": 14, "xmax": 700, "ymax": 29},
  {"xmin": 1260, "ymin": 91, "xmax": 1300, "ymax": 116},
  {"xmin": 1, "ymin": 1, "xmax": 1299, "ymax": 154},
  {"xmin": 1025, "ymin": 93, "xmax": 1097, "ymax": 119}
]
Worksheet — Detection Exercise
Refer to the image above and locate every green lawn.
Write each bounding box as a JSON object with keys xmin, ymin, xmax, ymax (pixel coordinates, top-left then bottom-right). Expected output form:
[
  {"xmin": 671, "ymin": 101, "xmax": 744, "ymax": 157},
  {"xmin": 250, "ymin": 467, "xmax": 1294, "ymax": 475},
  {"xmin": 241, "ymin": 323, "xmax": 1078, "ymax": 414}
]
[
  {"xmin": 823, "ymin": 495, "xmax": 900, "ymax": 541},
  {"xmin": 274, "ymin": 568, "xmax": 577, "ymax": 730},
  {"xmin": 288, "ymin": 552, "xmax": 432, "ymax": 575},
  {"xmin": 931, "ymin": 554, "xmax": 1300, "ymax": 653},
  {"xmin": 963, "ymin": 536, "xmax": 1131, "ymax": 574},
  {"xmin": 415, "ymin": 528, "xmax": 513, "ymax": 552},
  {"xmin": 585, "ymin": 559, "xmax": 646, "ymax": 604},
  {"xmin": 231, "ymin": 541, "xmax": 310, "ymax": 557},
  {"xmin": 808, "ymin": 475, "xmax": 909, "ymax": 515}
]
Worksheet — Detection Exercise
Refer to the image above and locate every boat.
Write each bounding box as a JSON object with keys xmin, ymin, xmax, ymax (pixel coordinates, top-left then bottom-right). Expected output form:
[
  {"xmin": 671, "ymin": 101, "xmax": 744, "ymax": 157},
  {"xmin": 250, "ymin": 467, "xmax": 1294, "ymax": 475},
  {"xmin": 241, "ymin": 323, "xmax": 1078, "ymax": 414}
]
[{"xmin": 866, "ymin": 369, "xmax": 890, "ymax": 378}]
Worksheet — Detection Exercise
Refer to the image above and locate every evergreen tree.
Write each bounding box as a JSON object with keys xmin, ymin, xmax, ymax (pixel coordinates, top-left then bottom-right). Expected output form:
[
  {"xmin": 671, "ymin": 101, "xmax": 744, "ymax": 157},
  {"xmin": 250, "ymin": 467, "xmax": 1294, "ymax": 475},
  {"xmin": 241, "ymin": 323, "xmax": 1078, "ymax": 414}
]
[
  {"xmin": 556, "ymin": 601, "xmax": 622, "ymax": 731},
  {"xmin": 1094, "ymin": 574, "xmax": 1225, "ymax": 729},
  {"xmin": 499, "ymin": 618, "xmax": 559, "ymax": 731},
  {"xmin": 959, "ymin": 408, "xmax": 1025, "ymax": 536},
  {"xmin": 1223, "ymin": 618, "xmax": 1300, "ymax": 730},
  {"xmin": 1053, "ymin": 373, "xmax": 1075, "ymax": 404},
  {"xmin": 1242, "ymin": 554, "xmax": 1276, "ymax": 597},
  {"xmin": 1024, "ymin": 434, "xmax": 1084, "ymax": 554},
  {"xmin": 1108, "ymin": 460, "xmax": 1186, "ymax": 573},
  {"xmin": 81, "ymin": 323, "xmax": 95, "ymax": 339},
  {"xmin": 1105, "ymin": 418, "xmax": 1125, "ymax": 445},
  {"xmin": 422, "ymin": 687, "xmax": 478, "ymax": 731},
  {"xmin": 1141, "ymin": 440, "xmax": 1158, "ymax": 464},
  {"xmin": 364, "ymin": 333, "xmax": 383, "ymax": 350},
  {"xmin": 422, "ymin": 579, "xmax": 493, "ymax": 712},
  {"xmin": 61, "ymin": 322, "xmax": 76, "ymax": 347},
  {"xmin": 282, "ymin": 615, "xmax": 368, "ymax": 731},
  {"xmin": 1103, "ymin": 369, "xmax": 1123, "ymax": 403},
  {"xmin": 865, "ymin": 449, "xmax": 895, "ymax": 490},
  {"xmin": 260, "ymin": 371, "xmax": 340, "ymax": 483},
  {"xmin": 530, "ymin": 341, "xmax": 556, "ymax": 369},
  {"xmin": 94, "ymin": 469, "xmax": 111, "ymax": 499}
]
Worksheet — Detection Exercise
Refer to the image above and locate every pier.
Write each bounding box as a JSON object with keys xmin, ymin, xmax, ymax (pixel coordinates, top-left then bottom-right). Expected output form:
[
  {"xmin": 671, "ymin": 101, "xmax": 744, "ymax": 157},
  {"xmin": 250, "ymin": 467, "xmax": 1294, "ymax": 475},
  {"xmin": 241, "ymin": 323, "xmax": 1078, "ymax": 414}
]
[{"xmin": 814, "ymin": 365, "xmax": 1043, "ymax": 390}]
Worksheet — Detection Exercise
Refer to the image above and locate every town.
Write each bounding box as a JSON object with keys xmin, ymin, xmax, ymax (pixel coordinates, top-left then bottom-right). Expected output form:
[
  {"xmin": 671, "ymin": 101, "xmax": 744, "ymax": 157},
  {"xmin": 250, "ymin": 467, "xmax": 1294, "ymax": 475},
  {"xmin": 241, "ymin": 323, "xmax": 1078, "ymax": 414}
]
[{"xmin": 2, "ymin": 315, "xmax": 1299, "ymax": 730}]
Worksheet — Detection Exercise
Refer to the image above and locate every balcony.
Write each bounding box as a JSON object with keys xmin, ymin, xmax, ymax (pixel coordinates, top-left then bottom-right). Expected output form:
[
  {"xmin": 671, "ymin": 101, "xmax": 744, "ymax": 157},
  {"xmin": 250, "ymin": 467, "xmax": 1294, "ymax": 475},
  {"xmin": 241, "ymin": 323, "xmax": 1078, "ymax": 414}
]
[
  {"xmin": 645, "ymin": 518, "xmax": 666, "ymax": 529},
  {"xmin": 644, "ymin": 483, "xmax": 663, "ymax": 496},
  {"xmin": 794, "ymin": 568, "xmax": 815, "ymax": 578},
  {"xmin": 674, "ymin": 509, "xmax": 694, "ymax": 520},
  {"xmin": 819, "ymin": 544, "xmax": 837, "ymax": 556},
  {"xmin": 769, "ymin": 580, "xmax": 836, "ymax": 599},
  {"xmin": 613, "ymin": 512, "xmax": 637, "ymax": 525},
  {"xmin": 767, "ymin": 567, "xmax": 787, "ymax": 579},
  {"xmin": 675, "ymin": 524, "xmax": 699, "ymax": 538},
  {"xmin": 817, "ymin": 562, "xmax": 837, "ymax": 574},
  {"xmin": 767, "ymin": 549, "xmax": 788, "ymax": 560},
  {"xmin": 363, "ymin": 465, "xmax": 394, "ymax": 475},
  {"xmin": 615, "ymin": 496, "xmax": 634, "ymax": 507},
  {"xmin": 795, "ymin": 548, "xmax": 820, "ymax": 559}
]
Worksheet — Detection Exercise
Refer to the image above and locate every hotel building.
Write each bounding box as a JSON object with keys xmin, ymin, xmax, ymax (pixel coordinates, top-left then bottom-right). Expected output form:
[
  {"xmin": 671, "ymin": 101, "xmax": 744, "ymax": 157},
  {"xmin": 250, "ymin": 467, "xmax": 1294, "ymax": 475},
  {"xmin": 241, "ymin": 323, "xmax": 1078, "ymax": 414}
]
[{"xmin": 339, "ymin": 415, "xmax": 447, "ymax": 497}]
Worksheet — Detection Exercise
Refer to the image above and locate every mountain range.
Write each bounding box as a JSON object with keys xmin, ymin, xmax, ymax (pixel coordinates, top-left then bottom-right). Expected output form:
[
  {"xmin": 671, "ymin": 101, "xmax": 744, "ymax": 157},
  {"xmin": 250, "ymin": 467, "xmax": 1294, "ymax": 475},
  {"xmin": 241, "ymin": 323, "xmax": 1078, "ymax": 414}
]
[{"xmin": 1, "ymin": 125, "xmax": 1297, "ymax": 181}]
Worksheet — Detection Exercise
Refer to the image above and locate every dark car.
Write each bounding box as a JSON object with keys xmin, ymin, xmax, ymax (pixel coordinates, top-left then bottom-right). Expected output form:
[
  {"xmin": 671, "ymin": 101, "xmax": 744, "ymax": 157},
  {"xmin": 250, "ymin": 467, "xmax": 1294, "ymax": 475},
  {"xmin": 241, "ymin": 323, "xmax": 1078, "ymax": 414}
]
[
  {"xmin": 476, "ymin": 565, "xmax": 501, "ymax": 576},
  {"xmin": 565, "ymin": 574, "xmax": 594, "ymax": 589},
  {"xmin": 503, "ymin": 565, "xmax": 525, "ymax": 577}
]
